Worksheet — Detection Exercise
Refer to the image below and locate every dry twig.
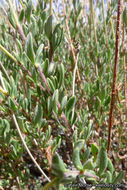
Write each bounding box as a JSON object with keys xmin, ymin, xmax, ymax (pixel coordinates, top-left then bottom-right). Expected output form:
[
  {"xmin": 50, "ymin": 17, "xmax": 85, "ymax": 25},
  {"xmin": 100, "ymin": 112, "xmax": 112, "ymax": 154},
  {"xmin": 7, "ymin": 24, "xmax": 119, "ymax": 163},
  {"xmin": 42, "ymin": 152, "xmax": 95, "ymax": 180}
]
[
  {"xmin": 62, "ymin": 0, "xmax": 84, "ymax": 97},
  {"xmin": 107, "ymin": 0, "xmax": 123, "ymax": 153}
]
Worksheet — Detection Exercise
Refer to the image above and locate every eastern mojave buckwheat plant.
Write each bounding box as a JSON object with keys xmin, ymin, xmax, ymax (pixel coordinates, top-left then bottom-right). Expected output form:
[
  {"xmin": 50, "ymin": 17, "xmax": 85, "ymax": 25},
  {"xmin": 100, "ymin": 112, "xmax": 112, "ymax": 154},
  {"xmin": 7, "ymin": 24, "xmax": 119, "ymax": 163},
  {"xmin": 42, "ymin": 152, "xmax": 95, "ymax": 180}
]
[{"xmin": 0, "ymin": 0, "xmax": 126, "ymax": 189}]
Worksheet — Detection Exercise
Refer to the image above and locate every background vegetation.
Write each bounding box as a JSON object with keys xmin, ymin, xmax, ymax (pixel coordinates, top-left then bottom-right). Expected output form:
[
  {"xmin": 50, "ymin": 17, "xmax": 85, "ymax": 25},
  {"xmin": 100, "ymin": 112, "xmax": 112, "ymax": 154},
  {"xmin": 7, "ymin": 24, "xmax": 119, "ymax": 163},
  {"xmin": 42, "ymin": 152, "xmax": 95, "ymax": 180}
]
[{"xmin": 0, "ymin": 0, "xmax": 126, "ymax": 189}]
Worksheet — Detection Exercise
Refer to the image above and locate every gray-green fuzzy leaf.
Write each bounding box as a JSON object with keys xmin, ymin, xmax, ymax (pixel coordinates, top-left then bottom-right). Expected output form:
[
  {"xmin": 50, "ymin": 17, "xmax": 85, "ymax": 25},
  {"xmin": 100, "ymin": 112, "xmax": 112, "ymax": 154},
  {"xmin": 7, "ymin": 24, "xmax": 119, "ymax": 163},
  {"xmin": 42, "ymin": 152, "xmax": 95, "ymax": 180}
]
[
  {"xmin": 52, "ymin": 153, "xmax": 66, "ymax": 178},
  {"xmin": 66, "ymin": 96, "xmax": 76, "ymax": 113},
  {"xmin": 33, "ymin": 104, "xmax": 42, "ymax": 125},
  {"xmin": 26, "ymin": 0, "xmax": 32, "ymax": 23},
  {"xmin": 112, "ymin": 171, "xmax": 124, "ymax": 184},
  {"xmin": 45, "ymin": 15, "xmax": 52, "ymax": 40},
  {"xmin": 25, "ymin": 33, "xmax": 35, "ymax": 64},
  {"xmin": 107, "ymin": 158, "xmax": 114, "ymax": 174},
  {"xmin": 97, "ymin": 146, "xmax": 108, "ymax": 175}
]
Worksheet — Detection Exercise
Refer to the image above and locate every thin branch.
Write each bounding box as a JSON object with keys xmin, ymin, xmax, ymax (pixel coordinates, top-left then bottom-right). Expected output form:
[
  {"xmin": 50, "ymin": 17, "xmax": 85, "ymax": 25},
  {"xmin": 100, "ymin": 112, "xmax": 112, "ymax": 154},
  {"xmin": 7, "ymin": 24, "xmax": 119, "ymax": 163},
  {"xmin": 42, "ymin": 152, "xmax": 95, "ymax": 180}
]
[
  {"xmin": 107, "ymin": 0, "xmax": 123, "ymax": 153},
  {"xmin": 62, "ymin": 0, "xmax": 84, "ymax": 96},
  {"xmin": 0, "ymin": 62, "xmax": 10, "ymax": 82},
  {"xmin": 0, "ymin": 72, "xmax": 7, "ymax": 91},
  {"xmin": 0, "ymin": 2, "xmax": 7, "ymax": 15},
  {"xmin": 12, "ymin": 113, "xmax": 51, "ymax": 182},
  {"xmin": 72, "ymin": 54, "xmax": 78, "ymax": 96},
  {"xmin": 0, "ymin": 44, "xmax": 32, "ymax": 77},
  {"xmin": 16, "ymin": 176, "xmax": 21, "ymax": 190},
  {"xmin": 36, "ymin": 64, "xmax": 52, "ymax": 94},
  {"xmin": 0, "ymin": 44, "xmax": 17, "ymax": 63},
  {"xmin": 7, "ymin": 0, "xmax": 26, "ymax": 41},
  {"xmin": 122, "ymin": 21, "xmax": 127, "ymax": 116},
  {"xmin": 19, "ymin": 0, "xmax": 24, "ymax": 8},
  {"xmin": 72, "ymin": 52, "xmax": 79, "ymax": 123},
  {"xmin": 0, "ymin": 86, "xmax": 8, "ymax": 96},
  {"xmin": 35, "ymin": 63, "xmax": 72, "ymax": 132},
  {"xmin": 50, "ymin": 0, "xmax": 53, "ymax": 15}
]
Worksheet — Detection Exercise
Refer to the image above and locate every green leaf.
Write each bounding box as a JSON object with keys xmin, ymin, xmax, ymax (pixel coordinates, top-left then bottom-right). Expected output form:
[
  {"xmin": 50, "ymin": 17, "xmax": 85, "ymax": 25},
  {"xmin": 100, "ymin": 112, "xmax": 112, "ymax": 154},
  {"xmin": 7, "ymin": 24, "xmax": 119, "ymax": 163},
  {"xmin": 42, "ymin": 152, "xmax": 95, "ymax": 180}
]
[
  {"xmin": 73, "ymin": 129, "xmax": 77, "ymax": 143},
  {"xmin": 58, "ymin": 63, "xmax": 64, "ymax": 88},
  {"xmin": 43, "ymin": 58, "xmax": 49, "ymax": 74},
  {"xmin": 106, "ymin": 171, "xmax": 112, "ymax": 183},
  {"xmin": 123, "ymin": 6, "xmax": 127, "ymax": 27},
  {"xmin": 36, "ymin": 44, "xmax": 44, "ymax": 63},
  {"xmin": 74, "ymin": 140, "xmax": 84, "ymax": 149},
  {"xmin": 83, "ymin": 170, "xmax": 99, "ymax": 180},
  {"xmin": 45, "ymin": 125, "xmax": 52, "ymax": 141},
  {"xmin": 41, "ymin": 10, "xmax": 47, "ymax": 22},
  {"xmin": 52, "ymin": 24, "xmax": 63, "ymax": 51},
  {"xmin": 8, "ymin": 97, "xmax": 17, "ymax": 112},
  {"xmin": 31, "ymin": 16, "xmax": 37, "ymax": 36},
  {"xmin": 91, "ymin": 143, "xmax": 99, "ymax": 161},
  {"xmin": 47, "ymin": 62, "xmax": 55, "ymax": 76},
  {"xmin": 43, "ymin": 177, "xmax": 59, "ymax": 190},
  {"xmin": 16, "ymin": 39, "xmax": 23, "ymax": 56},
  {"xmin": 61, "ymin": 96, "xmax": 67, "ymax": 111},
  {"xmin": 49, "ymin": 76, "xmax": 56, "ymax": 89},
  {"xmin": 73, "ymin": 148, "xmax": 83, "ymax": 171},
  {"xmin": 52, "ymin": 89, "xmax": 59, "ymax": 113},
  {"xmin": 17, "ymin": 116, "xmax": 26, "ymax": 132},
  {"xmin": 22, "ymin": 24, "xmax": 28, "ymax": 36},
  {"xmin": 26, "ymin": 76, "xmax": 35, "ymax": 83},
  {"xmin": 33, "ymin": 104, "xmax": 42, "ymax": 125},
  {"xmin": 3, "ymin": 120, "xmax": 10, "ymax": 139},
  {"xmin": 53, "ymin": 76, "xmax": 58, "ymax": 89},
  {"xmin": 47, "ymin": 96, "xmax": 52, "ymax": 115},
  {"xmin": 32, "ymin": 67, "xmax": 37, "ymax": 82},
  {"xmin": 10, "ymin": 76, "xmax": 17, "ymax": 97},
  {"xmin": 107, "ymin": 158, "xmax": 114, "ymax": 174},
  {"xmin": 24, "ymin": 98, "xmax": 28, "ymax": 112},
  {"xmin": 8, "ymin": 8, "xmax": 16, "ymax": 28},
  {"xmin": 45, "ymin": 15, "xmax": 52, "ymax": 40},
  {"xmin": 25, "ymin": 33, "xmax": 35, "ymax": 64},
  {"xmin": 47, "ymin": 78, "xmax": 55, "ymax": 93},
  {"xmin": 104, "ymin": 96, "xmax": 110, "ymax": 106},
  {"xmin": 19, "ymin": 9, "xmax": 25, "ymax": 23},
  {"xmin": 52, "ymin": 153, "xmax": 66, "ymax": 178},
  {"xmin": 70, "ymin": 110, "xmax": 77, "ymax": 125},
  {"xmin": 83, "ymin": 147, "xmax": 91, "ymax": 163},
  {"xmin": 97, "ymin": 146, "xmax": 108, "ymax": 175},
  {"xmin": 83, "ymin": 159, "xmax": 95, "ymax": 170},
  {"xmin": 66, "ymin": 96, "xmax": 76, "ymax": 113},
  {"xmin": 112, "ymin": 171, "xmax": 124, "ymax": 184},
  {"xmin": 12, "ymin": 144, "xmax": 17, "ymax": 156},
  {"xmin": 26, "ymin": 0, "xmax": 32, "ymax": 23},
  {"xmin": 73, "ymin": 140, "xmax": 84, "ymax": 171},
  {"xmin": 100, "ymin": 89, "xmax": 105, "ymax": 103},
  {"xmin": 84, "ymin": 120, "xmax": 93, "ymax": 140}
]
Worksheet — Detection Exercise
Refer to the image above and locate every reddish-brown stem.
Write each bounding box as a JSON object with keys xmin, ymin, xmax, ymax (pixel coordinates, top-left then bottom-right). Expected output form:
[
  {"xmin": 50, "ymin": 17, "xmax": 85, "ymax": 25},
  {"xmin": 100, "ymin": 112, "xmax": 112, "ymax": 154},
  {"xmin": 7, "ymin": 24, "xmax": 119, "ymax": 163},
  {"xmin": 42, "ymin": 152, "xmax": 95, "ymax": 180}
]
[
  {"xmin": 18, "ymin": 61, "xmax": 32, "ymax": 77},
  {"xmin": 7, "ymin": 11, "xmax": 72, "ymax": 133},
  {"xmin": 57, "ymin": 101, "xmax": 73, "ymax": 133},
  {"xmin": 107, "ymin": 0, "xmax": 123, "ymax": 153},
  {"xmin": 37, "ymin": 65, "xmax": 72, "ymax": 133},
  {"xmin": 49, "ymin": 41, "xmax": 53, "ymax": 62},
  {"xmin": 17, "ymin": 25, "xmax": 26, "ymax": 41},
  {"xmin": 122, "ymin": 22, "xmax": 127, "ymax": 114},
  {"xmin": 37, "ymin": 65, "xmax": 52, "ymax": 94}
]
